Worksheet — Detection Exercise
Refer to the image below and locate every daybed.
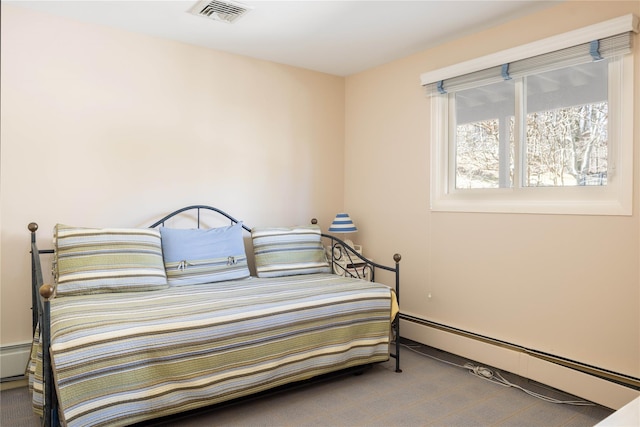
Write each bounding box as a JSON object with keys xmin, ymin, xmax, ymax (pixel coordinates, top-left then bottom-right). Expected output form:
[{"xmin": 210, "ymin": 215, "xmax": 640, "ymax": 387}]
[{"xmin": 28, "ymin": 205, "xmax": 401, "ymax": 427}]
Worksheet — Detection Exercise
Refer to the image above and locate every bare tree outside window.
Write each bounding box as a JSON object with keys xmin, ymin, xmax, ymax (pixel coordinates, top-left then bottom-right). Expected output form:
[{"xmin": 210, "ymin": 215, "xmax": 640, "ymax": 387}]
[
  {"xmin": 455, "ymin": 102, "xmax": 608, "ymax": 189},
  {"xmin": 526, "ymin": 102, "xmax": 608, "ymax": 187},
  {"xmin": 456, "ymin": 120, "xmax": 500, "ymax": 189}
]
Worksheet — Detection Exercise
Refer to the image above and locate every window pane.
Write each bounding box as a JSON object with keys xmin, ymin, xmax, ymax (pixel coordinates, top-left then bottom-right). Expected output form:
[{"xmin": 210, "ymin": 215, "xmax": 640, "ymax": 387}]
[
  {"xmin": 525, "ymin": 61, "xmax": 608, "ymax": 187},
  {"xmin": 455, "ymin": 119, "xmax": 500, "ymax": 188},
  {"xmin": 455, "ymin": 80, "xmax": 515, "ymax": 189}
]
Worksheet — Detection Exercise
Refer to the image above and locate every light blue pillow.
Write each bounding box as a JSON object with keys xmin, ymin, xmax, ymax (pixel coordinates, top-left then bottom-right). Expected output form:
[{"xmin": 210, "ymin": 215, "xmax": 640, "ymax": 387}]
[{"xmin": 160, "ymin": 223, "xmax": 250, "ymax": 286}]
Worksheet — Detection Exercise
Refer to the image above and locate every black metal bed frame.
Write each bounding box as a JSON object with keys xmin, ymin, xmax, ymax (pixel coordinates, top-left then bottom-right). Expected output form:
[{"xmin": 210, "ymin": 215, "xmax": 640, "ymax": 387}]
[{"xmin": 29, "ymin": 205, "xmax": 401, "ymax": 427}]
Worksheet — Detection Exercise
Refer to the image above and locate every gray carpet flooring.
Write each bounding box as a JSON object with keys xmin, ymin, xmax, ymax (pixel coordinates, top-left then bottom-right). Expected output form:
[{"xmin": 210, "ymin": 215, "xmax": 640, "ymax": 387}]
[{"xmin": 1, "ymin": 342, "xmax": 614, "ymax": 426}]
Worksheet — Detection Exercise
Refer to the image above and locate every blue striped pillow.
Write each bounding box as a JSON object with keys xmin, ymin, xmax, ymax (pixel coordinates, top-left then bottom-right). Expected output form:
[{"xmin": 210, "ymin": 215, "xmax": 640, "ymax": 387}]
[
  {"xmin": 54, "ymin": 225, "xmax": 168, "ymax": 296},
  {"xmin": 251, "ymin": 225, "xmax": 330, "ymax": 278},
  {"xmin": 160, "ymin": 223, "xmax": 250, "ymax": 286}
]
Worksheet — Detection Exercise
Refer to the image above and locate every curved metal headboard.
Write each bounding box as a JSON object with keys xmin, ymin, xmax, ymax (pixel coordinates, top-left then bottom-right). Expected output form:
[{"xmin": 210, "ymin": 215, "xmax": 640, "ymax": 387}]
[{"xmin": 148, "ymin": 205, "xmax": 252, "ymax": 232}]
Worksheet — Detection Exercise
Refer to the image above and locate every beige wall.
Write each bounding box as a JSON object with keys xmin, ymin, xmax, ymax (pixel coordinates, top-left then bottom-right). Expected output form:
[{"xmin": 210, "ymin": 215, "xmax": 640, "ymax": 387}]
[
  {"xmin": 345, "ymin": 1, "xmax": 639, "ymax": 408},
  {"xmin": 0, "ymin": 5, "xmax": 344, "ymax": 347}
]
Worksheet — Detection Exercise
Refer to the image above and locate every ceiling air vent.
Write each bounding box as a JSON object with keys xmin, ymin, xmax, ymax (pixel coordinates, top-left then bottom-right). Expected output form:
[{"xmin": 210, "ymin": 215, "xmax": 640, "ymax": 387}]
[{"xmin": 188, "ymin": 0, "xmax": 252, "ymax": 24}]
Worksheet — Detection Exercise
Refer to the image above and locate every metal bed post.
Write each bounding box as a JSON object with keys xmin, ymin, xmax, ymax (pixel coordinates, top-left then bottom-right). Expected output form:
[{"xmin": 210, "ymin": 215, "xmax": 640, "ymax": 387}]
[
  {"xmin": 29, "ymin": 223, "xmax": 39, "ymax": 335},
  {"xmin": 392, "ymin": 253, "xmax": 401, "ymax": 373},
  {"xmin": 40, "ymin": 284, "xmax": 58, "ymax": 427},
  {"xmin": 29, "ymin": 223, "xmax": 58, "ymax": 427}
]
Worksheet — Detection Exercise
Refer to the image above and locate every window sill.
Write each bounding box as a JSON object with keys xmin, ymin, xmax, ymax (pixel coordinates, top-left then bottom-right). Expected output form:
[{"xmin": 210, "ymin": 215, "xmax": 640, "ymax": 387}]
[{"xmin": 431, "ymin": 187, "xmax": 632, "ymax": 216}]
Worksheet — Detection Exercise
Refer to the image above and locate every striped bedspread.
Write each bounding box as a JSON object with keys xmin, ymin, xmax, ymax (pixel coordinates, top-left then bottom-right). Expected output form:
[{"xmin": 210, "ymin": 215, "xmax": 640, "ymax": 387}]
[{"xmin": 30, "ymin": 274, "xmax": 395, "ymax": 426}]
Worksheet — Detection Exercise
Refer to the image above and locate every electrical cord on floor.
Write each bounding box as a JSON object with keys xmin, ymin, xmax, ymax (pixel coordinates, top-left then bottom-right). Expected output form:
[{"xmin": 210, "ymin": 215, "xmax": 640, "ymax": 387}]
[{"xmin": 397, "ymin": 342, "xmax": 595, "ymax": 406}]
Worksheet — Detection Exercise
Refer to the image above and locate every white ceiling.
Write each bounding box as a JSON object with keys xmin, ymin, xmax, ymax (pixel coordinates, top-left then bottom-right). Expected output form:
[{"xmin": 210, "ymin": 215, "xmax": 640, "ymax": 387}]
[{"xmin": 8, "ymin": 0, "xmax": 562, "ymax": 76}]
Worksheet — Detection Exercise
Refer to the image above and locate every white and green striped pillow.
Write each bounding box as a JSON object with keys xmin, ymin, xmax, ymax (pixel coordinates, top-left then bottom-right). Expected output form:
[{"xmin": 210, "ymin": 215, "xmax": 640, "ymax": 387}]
[
  {"xmin": 251, "ymin": 225, "xmax": 330, "ymax": 278},
  {"xmin": 54, "ymin": 224, "xmax": 168, "ymax": 296}
]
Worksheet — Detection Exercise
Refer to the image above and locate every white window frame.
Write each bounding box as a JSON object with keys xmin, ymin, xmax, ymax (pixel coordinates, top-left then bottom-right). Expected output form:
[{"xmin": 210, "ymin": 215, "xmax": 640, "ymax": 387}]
[{"xmin": 424, "ymin": 15, "xmax": 637, "ymax": 216}]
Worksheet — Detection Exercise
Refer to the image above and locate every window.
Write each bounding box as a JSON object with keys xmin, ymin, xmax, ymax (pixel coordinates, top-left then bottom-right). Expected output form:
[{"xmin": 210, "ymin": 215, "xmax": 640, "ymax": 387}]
[{"xmin": 423, "ymin": 15, "xmax": 636, "ymax": 215}]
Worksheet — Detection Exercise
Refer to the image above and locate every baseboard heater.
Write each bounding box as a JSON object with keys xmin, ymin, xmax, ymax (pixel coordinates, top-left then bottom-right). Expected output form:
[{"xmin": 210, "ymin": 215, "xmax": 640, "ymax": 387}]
[{"xmin": 400, "ymin": 313, "xmax": 640, "ymax": 391}]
